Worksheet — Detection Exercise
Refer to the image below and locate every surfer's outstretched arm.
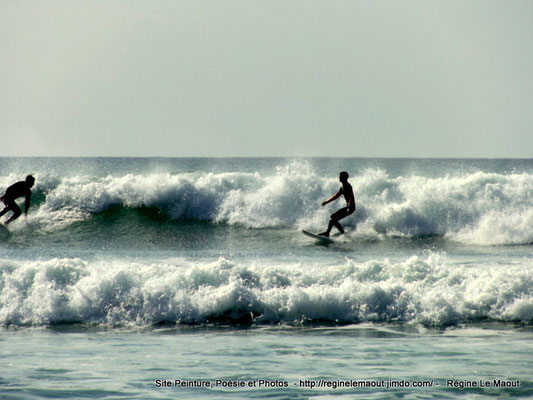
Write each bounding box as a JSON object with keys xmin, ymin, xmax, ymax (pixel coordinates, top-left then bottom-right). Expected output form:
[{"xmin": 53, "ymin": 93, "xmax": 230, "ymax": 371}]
[
  {"xmin": 321, "ymin": 189, "xmax": 342, "ymax": 206},
  {"xmin": 24, "ymin": 192, "xmax": 31, "ymax": 215}
]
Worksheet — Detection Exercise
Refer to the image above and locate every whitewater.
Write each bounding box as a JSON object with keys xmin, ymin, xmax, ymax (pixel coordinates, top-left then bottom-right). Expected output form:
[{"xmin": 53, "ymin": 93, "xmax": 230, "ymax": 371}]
[
  {"xmin": 2, "ymin": 158, "xmax": 532, "ymax": 245},
  {"xmin": 0, "ymin": 157, "xmax": 532, "ymax": 399},
  {"xmin": 2, "ymin": 254, "xmax": 532, "ymax": 327}
]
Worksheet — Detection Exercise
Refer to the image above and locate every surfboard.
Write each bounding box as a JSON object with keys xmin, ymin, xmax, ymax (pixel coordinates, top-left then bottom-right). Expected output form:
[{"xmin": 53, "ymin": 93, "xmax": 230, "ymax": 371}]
[{"xmin": 302, "ymin": 230, "xmax": 334, "ymax": 243}]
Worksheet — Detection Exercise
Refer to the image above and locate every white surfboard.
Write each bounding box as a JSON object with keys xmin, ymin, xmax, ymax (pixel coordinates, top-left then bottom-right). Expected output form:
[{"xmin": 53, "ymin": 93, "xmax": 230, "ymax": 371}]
[{"xmin": 302, "ymin": 230, "xmax": 334, "ymax": 243}]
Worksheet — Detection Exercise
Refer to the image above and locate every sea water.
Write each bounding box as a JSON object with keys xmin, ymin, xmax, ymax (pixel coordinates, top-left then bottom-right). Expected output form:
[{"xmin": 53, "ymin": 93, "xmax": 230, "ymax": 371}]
[{"xmin": 0, "ymin": 157, "xmax": 531, "ymax": 399}]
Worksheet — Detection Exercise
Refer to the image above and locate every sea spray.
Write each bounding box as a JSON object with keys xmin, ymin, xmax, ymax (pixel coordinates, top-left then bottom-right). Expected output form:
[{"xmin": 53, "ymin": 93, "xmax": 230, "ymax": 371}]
[
  {"xmin": 9, "ymin": 164, "xmax": 532, "ymax": 245},
  {"xmin": 1, "ymin": 255, "xmax": 531, "ymax": 327}
]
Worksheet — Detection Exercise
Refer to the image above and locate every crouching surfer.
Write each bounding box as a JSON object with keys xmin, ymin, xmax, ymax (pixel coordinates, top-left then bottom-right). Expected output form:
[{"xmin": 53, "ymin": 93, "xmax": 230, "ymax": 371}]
[{"xmin": 0, "ymin": 175, "xmax": 35, "ymax": 225}]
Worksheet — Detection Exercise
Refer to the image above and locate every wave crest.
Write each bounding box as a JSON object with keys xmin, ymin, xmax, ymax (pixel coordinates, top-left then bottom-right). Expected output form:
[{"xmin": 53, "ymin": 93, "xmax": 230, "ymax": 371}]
[
  {"xmin": 6, "ymin": 163, "xmax": 533, "ymax": 245},
  {"xmin": 1, "ymin": 255, "xmax": 531, "ymax": 327}
]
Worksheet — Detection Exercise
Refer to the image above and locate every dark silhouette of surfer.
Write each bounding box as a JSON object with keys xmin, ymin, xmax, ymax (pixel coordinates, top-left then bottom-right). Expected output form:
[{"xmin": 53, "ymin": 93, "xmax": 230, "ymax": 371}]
[
  {"xmin": 0, "ymin": 175, "xmax": 35, "ymax": 225},
  {"xmin": 319, "ymin": 171, "xmax": 355, "ymax": 237}
]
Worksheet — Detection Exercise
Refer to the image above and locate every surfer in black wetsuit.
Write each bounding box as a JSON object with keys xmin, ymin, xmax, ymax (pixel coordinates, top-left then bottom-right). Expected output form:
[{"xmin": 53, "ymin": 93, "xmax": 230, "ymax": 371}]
[
  {"xmin": 319, "ymin": 171, "xmax": 355, "ymax": 237},
  {"xmin": 0, "ymin": 175, "xmax": 35, "ymax": 225}
]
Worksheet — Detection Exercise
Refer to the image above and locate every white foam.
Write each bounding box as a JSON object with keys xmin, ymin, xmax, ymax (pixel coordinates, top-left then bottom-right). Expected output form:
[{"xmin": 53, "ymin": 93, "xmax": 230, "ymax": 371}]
[
  {"xmin": 1, "ymin": 255, "xmax": 531, "ymax": 327},
  {"xmin": 3, "ymin": 163, "xmax": 533, "ymax": 245}
]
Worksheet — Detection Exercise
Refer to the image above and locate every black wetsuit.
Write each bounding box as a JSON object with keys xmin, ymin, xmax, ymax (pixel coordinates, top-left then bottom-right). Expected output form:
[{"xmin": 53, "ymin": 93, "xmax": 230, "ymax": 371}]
[
  {"xmin": 0, "ymin": 181, "xmax": 32, "ymax": 222},
  {"xmin": 330, "ymin": 181, "xmax": 355, "ymax": 223}
]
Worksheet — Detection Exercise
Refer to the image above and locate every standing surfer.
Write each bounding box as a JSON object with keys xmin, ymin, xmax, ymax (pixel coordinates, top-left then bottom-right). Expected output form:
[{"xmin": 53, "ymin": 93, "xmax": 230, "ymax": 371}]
[
  {"xmin": 0, "ymin": 175, "xmax": 35, "ymax": 225},
  {"xmin": 319, "ymin": 171, "xmax": 355, "ymax": 237}
]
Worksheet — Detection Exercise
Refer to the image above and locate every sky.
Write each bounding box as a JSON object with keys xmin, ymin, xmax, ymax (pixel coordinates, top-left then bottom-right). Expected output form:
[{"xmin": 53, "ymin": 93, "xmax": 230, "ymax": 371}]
[{"xmin": 1, "ymin": 0, "xmax": 533, "ymax": 158}]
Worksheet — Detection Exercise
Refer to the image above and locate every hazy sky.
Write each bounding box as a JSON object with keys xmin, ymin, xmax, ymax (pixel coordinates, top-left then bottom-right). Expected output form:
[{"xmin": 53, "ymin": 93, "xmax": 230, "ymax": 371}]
[{"xmin": 2, "ymin": 1, "xmax": 533, "ymax": 157}]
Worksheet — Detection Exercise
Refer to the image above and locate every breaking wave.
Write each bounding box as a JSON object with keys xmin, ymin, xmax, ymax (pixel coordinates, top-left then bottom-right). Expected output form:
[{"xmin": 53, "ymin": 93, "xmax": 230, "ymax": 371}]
[
  {"xmin": 1, "ymin": 255, "xmax": 532, "ymax": 327},
  {"xmin": 2, "ymin": 161, "xmax": 533, "ymax": 245}
]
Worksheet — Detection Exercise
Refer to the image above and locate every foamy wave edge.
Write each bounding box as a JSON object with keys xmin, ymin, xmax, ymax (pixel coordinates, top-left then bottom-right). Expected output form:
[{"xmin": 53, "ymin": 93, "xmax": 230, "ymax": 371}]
[
  {"xmin": 1, "ymin": 255, "xmax": 532, "ymax": 327},
  {"xmin": 4, "ymin": 162, "xmax": 533, "ymax": 245}
]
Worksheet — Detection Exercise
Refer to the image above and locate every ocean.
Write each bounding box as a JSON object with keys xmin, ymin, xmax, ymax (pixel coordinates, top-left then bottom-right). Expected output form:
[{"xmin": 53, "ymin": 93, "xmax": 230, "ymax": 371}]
[{"xmin": 0, "ymin": 157, "xmax": 531, "ymax": 399}]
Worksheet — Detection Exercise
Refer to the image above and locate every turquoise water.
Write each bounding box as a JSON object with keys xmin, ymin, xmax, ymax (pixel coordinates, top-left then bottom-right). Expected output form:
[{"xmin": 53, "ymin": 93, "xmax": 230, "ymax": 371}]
[
  {"xmin": 1, "ymin": 325, "xmax": 531, "ymax": 399},
  {"xmin": 1, "ymin": 157, "xmax": 532, "ymax": 398}
]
